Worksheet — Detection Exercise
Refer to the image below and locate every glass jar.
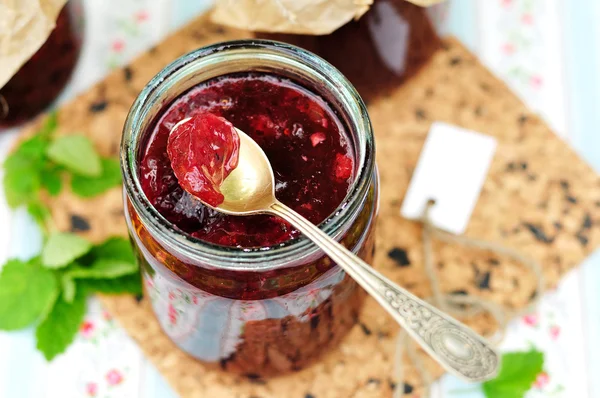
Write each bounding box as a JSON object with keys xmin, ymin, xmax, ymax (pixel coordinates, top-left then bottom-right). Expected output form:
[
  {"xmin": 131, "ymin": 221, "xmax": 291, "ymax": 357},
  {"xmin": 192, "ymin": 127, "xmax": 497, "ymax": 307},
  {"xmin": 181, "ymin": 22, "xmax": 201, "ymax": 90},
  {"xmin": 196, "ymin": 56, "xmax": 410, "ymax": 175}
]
[
  {"xmin": 256, "ymin": 0, "xmax": 446, "ymax": 102},
  {"xmin": 121, "ymin": 41, "xmax": 378, "ymax": 377},
  {"xmin": 0, "ymin": 0, "xmax": 84, "ymax": 129}
]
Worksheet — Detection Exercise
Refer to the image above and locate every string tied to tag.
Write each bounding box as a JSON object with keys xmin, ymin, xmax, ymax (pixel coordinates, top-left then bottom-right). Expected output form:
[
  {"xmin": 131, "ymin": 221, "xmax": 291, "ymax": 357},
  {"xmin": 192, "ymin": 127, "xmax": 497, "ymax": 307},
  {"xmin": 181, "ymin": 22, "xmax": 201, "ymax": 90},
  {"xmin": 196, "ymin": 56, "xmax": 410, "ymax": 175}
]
[{"xmin": 393, "ymin": 199, "xmax": 545, "ymax": 398}]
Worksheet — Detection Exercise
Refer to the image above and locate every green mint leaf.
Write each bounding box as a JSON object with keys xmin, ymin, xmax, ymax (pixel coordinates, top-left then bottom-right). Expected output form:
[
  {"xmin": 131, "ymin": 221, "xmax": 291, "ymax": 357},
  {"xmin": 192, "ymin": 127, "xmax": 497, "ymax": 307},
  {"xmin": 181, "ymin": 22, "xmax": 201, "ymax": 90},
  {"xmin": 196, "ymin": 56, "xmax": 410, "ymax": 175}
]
[
  {"xmin": 71, "ymin": 157, "xmax": 122, "ymax": 198},
  {"xmin": 3, "ymin": 163, "xmax": 41, "ymax": 208},
  {"xmin": 2, "ymin": 112, "xmax": 59, "ymax": 207},
  {"xmin": 482, "ymin": 350, "xmax": 544, "ymax": 398},
  {"xmin": 80, "ymin": 273, "xmax": 142, "ymax": 295},
  {"xmin": 3, "ymin": 130, "xmax": 55, "ymax": 208},
  {"xmin": 67, "ymin": 237, "xmax": 138, "ymax": 280},
  {"xmin": 35, "ymin": 289, "xmax": 86, "ymax": 360},
  {"xmin": 67, "ymin": 259, "xmax": 137, "ymax": 279},
  {"xmin": 10, "ymin": 134, "xmax": 51, "ymax": 168},
  {"xmin": 62, "ymin": 274, "xmax": 76, "ymax": 303},
  {"xmin": 40, "ymin": 167, "xmax": 63, "ymax": 196},
  {"xmin": 85, "ymin": 237, "xmax": 136, "ymax": 264},
  {"xmin": 4, "ymin": 149, "xmax": 36, "ymax": 172},
  {"xmin": 46, "ymin": 135, "xmax": 102, "ymax": 177},
  {"xmin": 0, "ymin": 258, "xmax": 59, "ymax": 330},
  {"xmin": 42, "ymin": 232, "xmax": 93, "ymax": 269}
]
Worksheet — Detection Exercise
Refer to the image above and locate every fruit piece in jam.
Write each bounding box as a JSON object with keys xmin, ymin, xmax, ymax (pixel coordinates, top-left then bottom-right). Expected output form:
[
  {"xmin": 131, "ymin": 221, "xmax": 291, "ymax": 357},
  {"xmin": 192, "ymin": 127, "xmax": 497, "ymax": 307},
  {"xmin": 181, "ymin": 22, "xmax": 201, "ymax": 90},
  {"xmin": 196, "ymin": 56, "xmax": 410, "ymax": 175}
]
[
  {"xmin": 140, "ymin": 74, "xmax": 355, "ymax": 248},
  {"xmin": 167, "ymin": 113, "xmax": 240, "ymax": 207}
]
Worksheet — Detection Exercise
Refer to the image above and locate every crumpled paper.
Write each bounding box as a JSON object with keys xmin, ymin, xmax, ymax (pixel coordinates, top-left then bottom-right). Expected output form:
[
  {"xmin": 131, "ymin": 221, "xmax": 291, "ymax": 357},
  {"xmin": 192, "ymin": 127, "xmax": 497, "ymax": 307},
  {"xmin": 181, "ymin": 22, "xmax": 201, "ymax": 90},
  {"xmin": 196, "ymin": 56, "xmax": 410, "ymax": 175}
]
[
  {"xmin": 408, "ymin": 0, "xmax": 445, "ymax": 5},
  {"xmin": 0, "ymin": 0, "xmax": 67, "ymax": 88},
  {"xmin": 211, "ymin": 0, "xmax": 445, "ymax": 35}
]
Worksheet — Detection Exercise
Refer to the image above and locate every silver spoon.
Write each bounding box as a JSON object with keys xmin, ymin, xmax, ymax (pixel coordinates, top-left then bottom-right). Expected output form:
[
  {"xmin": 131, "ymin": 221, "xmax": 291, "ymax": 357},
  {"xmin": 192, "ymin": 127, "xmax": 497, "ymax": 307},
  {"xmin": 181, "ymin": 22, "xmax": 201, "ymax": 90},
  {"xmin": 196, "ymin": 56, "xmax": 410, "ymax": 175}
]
[{"xmin": 172, "ymin": 120, "xmax": 500, "ymax": 382}]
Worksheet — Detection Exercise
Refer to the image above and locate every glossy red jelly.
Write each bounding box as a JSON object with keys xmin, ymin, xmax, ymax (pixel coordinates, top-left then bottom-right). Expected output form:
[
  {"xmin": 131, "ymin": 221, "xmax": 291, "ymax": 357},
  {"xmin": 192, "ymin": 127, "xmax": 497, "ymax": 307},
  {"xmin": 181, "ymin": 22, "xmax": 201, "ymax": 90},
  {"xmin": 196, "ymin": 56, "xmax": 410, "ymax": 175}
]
[
  {"xmin": 140, "ymin": 74, "xmax": 355, "ymax": 247},
  {"xmin": 167, "ymin": 113, "xmax": 240, "ymax": 207}
]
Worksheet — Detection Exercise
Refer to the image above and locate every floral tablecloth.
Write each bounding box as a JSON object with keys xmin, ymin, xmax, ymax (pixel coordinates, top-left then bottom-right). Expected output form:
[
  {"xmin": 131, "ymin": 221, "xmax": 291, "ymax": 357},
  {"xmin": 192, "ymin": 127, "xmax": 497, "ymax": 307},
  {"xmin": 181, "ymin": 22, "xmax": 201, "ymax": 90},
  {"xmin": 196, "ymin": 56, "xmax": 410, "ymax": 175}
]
[{"xmin": 1, "ymin": 0, "xmax": 599, "ymax": 397}]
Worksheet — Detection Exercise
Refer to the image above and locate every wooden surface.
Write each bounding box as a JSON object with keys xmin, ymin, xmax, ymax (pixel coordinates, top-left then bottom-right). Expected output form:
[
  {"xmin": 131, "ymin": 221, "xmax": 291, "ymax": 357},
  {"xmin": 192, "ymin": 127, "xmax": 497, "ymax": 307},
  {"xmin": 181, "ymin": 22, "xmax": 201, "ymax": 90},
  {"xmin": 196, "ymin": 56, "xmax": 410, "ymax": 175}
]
[{"xmin": 16, "ymin": 12, "xmax": 600, "ymax": 398}]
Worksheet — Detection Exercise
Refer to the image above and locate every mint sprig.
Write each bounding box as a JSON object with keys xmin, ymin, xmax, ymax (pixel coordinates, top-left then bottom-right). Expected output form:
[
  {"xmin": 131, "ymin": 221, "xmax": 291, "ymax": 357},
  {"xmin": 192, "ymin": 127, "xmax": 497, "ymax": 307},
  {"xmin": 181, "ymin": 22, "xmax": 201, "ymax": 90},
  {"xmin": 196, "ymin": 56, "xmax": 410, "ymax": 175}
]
[
  {"xmin": 2, "ymin": 113, "xmax": 122, "ymax": 231},
  {"xmin": 482, "ymin": 350, "xmax": 544, "ymax": 398},
  {"xmin": 0, "ymin": 235, "xmax": 139, "ymax": 359},
  {"xmin": 1, "ymin": 113, "xmax": 138, "ymax": 361}
]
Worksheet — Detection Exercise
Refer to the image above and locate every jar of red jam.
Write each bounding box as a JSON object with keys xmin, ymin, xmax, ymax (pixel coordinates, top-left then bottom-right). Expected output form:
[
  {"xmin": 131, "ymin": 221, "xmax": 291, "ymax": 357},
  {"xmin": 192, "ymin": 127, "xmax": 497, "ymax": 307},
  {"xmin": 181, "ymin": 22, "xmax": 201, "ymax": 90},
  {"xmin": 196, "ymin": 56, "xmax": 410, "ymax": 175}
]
[
  {"xmin": 254, "ymin": 0, "xmax": 447, "ymax": 101},
  {"xmin": 0, "ymin": 0, "xmax": 83, "ymax": 129},
  {"xmin": 121, "ymin": 41, "xmax": 378, "ymax": 377}
]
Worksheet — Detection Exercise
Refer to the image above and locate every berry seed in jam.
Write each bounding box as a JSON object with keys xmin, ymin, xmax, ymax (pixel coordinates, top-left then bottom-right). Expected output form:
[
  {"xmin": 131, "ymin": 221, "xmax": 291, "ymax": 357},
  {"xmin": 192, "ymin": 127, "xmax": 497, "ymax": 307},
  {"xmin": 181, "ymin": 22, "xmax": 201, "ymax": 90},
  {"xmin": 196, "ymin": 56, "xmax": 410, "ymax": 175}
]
[
  {"xmin": 167, "ymin": 113, "xmax": 240, "ymax": 207},
  {"xmin": 140, "ymin": 74, "xmax": 354, "ymax": 248}
]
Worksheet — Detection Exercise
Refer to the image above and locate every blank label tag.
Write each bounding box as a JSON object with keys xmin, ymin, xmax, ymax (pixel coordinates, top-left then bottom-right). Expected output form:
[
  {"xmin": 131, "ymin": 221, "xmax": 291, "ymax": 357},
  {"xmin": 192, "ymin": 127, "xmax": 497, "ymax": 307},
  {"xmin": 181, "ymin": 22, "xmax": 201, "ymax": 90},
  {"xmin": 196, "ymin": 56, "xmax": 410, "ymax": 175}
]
[{"xmin": 400, "ymin": 122, "xmax": 497, "ymax": 235}]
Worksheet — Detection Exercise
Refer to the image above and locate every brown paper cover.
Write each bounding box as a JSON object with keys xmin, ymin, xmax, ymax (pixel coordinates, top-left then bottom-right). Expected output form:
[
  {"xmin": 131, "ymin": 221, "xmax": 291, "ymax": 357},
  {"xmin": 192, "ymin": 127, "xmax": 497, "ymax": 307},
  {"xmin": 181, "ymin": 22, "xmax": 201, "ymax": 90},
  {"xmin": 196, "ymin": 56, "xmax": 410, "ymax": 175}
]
[
  {"xmin": 211, "ymin": 0, "xmax": 445, "ymax": 35},
  {"xmin": 0, "ymin": 0, "xmax": 67, "ymax": 88}
]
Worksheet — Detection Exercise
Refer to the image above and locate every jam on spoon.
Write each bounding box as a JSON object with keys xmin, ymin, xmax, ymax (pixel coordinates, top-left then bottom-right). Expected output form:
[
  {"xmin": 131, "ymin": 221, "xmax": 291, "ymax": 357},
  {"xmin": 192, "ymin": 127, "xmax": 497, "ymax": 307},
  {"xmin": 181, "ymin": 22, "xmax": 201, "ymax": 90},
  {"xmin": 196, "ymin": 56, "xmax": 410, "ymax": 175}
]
[{"xmin": 167, "ymin": 113, "xmax": 240, "ymax": 207}]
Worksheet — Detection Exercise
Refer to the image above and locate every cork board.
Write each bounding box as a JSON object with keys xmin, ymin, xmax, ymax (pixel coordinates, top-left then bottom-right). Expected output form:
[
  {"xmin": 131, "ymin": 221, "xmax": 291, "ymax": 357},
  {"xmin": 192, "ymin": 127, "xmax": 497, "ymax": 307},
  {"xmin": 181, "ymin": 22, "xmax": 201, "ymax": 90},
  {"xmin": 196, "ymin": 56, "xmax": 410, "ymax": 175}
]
[{"xmin": 18, "ymin": 13, "xmax": 600, "ymax": 398}]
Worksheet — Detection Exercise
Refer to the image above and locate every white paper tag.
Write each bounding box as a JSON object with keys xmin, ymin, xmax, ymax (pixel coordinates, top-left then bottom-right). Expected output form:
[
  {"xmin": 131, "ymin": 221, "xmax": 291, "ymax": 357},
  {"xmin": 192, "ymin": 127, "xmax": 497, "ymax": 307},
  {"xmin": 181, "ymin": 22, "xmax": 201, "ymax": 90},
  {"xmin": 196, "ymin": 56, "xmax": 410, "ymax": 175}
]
[{"xmin": 400, "ymin": 122, "xmax": 497, "ymax": 235}]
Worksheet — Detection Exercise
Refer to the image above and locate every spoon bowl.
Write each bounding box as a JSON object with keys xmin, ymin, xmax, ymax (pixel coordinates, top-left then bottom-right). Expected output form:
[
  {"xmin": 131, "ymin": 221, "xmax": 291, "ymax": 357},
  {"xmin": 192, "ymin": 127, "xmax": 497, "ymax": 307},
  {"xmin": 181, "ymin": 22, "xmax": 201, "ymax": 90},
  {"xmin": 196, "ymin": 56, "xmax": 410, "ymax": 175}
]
[{"xmin": 217, "ymin": 129, "xmax": 277, "ymax": 215}]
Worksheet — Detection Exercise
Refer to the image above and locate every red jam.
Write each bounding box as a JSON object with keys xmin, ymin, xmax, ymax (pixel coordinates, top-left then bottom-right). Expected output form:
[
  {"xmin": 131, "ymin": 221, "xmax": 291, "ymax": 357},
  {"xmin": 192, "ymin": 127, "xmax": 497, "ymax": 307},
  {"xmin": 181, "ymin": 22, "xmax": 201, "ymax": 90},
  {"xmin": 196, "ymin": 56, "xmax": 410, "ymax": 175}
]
[
  {"xmin": 140, "ymin": 74, "xmax": 355, "ymax": 247},
  {"xmin": 167, "ymin": 113, "xmax": 240, "ymax": 207},
  {"xmin": 127, "ymin": 65, "xmax": 378, "ymax": 377}
]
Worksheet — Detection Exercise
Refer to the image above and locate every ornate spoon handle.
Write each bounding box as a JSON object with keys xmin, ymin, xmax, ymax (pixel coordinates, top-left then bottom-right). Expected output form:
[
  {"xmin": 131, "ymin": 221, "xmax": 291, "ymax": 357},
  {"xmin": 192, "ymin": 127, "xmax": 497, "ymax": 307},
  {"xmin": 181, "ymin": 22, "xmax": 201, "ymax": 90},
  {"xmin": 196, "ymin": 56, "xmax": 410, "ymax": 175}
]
[{"xmin": 270, "ymin": 201, "xmax": 500, "ymax": 382}]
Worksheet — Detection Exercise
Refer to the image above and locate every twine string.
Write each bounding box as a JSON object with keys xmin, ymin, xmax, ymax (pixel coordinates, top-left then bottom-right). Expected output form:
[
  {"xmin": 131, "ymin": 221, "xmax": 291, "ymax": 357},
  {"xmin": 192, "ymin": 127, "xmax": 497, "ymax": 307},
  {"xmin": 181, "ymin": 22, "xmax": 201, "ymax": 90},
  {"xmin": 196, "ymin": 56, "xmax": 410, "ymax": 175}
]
[{"xmin": 393, "ymin": 200, "xmax": 544, "ymax": 398}]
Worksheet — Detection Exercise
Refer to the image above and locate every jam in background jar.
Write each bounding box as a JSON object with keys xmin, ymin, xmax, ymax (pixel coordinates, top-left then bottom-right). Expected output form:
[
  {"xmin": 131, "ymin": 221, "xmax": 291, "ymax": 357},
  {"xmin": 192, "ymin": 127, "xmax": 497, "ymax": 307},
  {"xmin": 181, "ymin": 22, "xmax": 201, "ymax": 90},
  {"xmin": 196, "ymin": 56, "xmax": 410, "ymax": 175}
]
[
  {"xmin": 0, "ymin": 0, "xmax": 83, "ymax": 129},
  {"xmin": 256, "ymin": 0, "xmax": 443, "ymax": 102},
  {"xmin": 122, "ymin": 41, "xmax": 378, "ymax": 377}
]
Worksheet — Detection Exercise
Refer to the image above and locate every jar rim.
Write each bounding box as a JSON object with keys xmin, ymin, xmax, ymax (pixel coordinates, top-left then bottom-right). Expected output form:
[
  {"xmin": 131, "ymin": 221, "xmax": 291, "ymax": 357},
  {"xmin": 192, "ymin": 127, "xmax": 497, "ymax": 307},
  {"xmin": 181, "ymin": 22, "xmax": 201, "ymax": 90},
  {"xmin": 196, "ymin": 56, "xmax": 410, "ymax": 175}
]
[{"xmin": 121, "ymin": 40, "xmax": 375, "ymax": 271}]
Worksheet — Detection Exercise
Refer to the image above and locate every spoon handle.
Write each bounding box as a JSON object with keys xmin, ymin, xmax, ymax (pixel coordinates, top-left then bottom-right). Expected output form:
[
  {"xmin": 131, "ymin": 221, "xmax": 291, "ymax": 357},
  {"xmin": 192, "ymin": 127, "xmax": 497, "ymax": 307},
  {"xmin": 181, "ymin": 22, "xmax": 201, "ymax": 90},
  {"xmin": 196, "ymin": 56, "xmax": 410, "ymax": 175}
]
[{"xmin": 270, "ymin": 201, "xmax": 500, "ymax": 382}]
